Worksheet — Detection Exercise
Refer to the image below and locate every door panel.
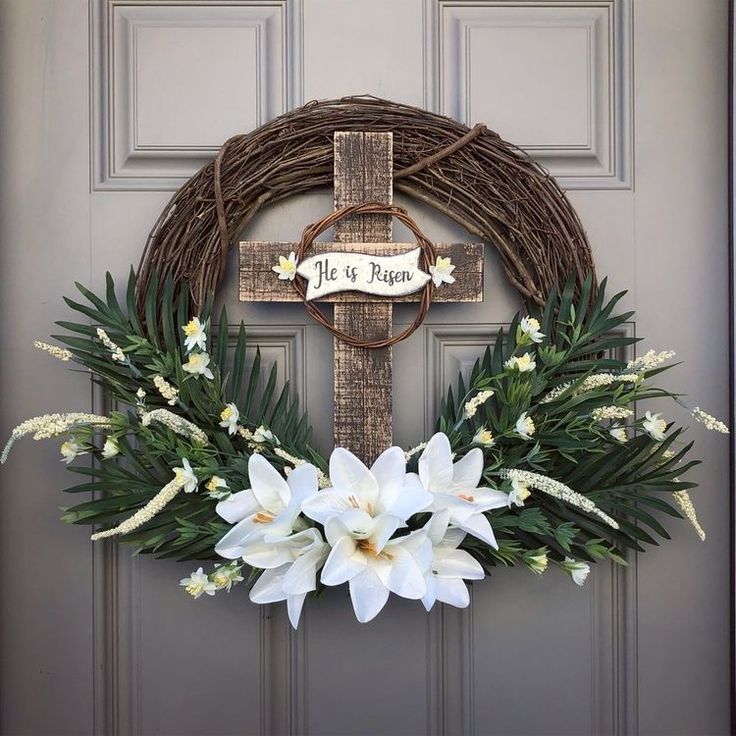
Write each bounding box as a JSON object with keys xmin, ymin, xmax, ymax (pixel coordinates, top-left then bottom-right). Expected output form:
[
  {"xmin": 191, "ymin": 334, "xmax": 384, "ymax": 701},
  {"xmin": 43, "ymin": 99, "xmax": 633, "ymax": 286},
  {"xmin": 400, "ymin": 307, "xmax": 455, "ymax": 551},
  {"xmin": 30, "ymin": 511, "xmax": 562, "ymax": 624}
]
[{"xmin": 0, "ymin": 1, "xmax": 730, "ymax": 735}]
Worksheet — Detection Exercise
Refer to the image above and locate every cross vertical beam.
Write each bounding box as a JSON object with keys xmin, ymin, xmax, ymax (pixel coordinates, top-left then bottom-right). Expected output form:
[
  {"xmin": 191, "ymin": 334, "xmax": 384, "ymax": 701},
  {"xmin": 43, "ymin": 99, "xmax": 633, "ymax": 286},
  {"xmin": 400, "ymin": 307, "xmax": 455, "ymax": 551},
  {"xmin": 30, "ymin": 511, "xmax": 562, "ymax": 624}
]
[{"xmin": 332, "ymin": 132, "xmax": 393, "ymax": 463}]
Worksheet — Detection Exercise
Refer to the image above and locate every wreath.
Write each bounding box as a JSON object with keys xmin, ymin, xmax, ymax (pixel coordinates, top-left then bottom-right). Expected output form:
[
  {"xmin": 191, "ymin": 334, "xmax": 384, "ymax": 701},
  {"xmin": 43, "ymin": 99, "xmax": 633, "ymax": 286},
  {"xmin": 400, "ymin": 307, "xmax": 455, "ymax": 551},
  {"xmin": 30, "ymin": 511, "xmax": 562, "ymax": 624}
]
[{"xmin": 1, "ymin": 98, "xmax": 728, "ymax": 627}]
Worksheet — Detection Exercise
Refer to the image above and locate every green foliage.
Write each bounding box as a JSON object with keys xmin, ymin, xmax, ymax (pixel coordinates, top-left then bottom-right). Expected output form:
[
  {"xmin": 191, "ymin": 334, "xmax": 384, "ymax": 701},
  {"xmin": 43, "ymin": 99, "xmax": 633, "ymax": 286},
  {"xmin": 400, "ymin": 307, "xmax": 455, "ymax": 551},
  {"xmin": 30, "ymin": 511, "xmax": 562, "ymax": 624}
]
[
  {"xmin": 54, "ymin": 269, "xmax": 322, "ymax": 560},
  {"xmin": 437, "ymin": 273, "xmax": 701, "ymax": 569}
]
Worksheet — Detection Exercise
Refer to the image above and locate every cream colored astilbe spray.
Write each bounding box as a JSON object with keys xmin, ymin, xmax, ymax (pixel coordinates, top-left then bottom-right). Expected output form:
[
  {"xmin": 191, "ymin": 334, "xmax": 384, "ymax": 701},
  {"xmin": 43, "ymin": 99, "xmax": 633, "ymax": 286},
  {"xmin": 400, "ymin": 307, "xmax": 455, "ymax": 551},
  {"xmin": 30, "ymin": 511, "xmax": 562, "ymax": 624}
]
[
  {"xmin": 672, "ymin": 490, "xmax": 706, "ymax": 541},
  {"xmin": 33, "ymin": 341, "xmax": 72, "ymax": 362},
  {"xmin": 141, "ymin": 409, "xmax": 208, "ymax": 445},
  {"xmin": 90, "ymin": 474, "xmax": 187, "ymax": 541},
  {"xmin": 540, "ymin": 373, "xmax": 640, "ymax": 404},
  {"xmin": 499, "ymin": 468, "xmax": 619, "ymax": 529},
  {"xmin": 1, "ymin": 413, "xmax": 112, "ymax": 464}
]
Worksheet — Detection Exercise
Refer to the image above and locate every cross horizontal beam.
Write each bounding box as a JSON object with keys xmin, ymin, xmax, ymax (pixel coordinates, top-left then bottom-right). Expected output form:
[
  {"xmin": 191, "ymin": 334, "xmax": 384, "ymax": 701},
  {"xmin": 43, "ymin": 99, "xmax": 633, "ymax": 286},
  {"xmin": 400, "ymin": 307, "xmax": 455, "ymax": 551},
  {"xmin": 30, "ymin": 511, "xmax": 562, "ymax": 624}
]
[{"xmin": 239, "ymin": 241, "xmax": 484, "ymax": 303}]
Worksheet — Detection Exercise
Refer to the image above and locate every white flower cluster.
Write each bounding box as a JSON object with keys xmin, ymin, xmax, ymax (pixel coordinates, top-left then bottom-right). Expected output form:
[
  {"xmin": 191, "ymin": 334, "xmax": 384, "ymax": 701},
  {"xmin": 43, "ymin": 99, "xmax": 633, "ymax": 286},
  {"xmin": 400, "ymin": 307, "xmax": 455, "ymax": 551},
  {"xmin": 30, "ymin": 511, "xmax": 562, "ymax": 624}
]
[
  {"xmin": 207, "ymin": 433, "xmax": 509, "ymax": 627},
  {"xmin": 181, "ymin": 317, "xmax": 214, "ymax": 379},
  {"xmin": 96, "ymin": 328, "xmax": 126, "ymax": 362},
  {"xmin": 626, "ymin": 349, "xmax": 675, "ymax": 372},
  {"xmin": 141, "ymin": 409, "xmax": 208, "ymax": 446},
  {"xmin": 464, "ymin": 389, "xmax": 494, "ymax": 419},
  {"xmin": 33, "ymin": 340, "xmax": 72, "ymax": 361},
  {"xmin": 692, "ymin": 408, "xmax": 729, "ymax": 435},
  {"xmin": 180, "ymin": 562, "xmax": 244, "ymax": 598},
  {"xmin": 1, "ymin": 412, "xmax": 111, "ymax": 464},
  {"xmin": 153, "ymin": 375, "xmax": 179, "ymax": 406},
  {"xmin": 591, "ymin": 406, "xmax": 634, "ymax": 422},
  {"xmin": 672, "ymin": 490, "xmax": 706, "ymax": 541},
  {"xmin": 499, "ymin": 468, "xmax": 619, "ymax": 530}
]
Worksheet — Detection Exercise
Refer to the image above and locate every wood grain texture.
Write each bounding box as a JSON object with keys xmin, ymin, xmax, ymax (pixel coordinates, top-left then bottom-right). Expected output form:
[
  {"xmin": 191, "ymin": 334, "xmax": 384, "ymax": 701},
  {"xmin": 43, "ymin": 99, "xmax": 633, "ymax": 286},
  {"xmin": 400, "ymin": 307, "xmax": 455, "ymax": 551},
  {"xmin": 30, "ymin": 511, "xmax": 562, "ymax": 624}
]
[
  {"xmin": 333, "ymin": 132, "xmax": 393, "ymax": 461},
  {"xmin": 239, "ymin": 241, "xmax": 484, "ymax": 303}
]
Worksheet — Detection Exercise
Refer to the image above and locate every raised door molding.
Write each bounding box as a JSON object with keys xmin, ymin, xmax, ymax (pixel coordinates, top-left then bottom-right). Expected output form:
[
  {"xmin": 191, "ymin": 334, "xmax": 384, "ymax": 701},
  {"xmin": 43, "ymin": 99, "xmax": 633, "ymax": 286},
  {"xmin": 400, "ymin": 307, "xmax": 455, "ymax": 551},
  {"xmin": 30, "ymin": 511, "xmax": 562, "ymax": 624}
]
[
  {"xmin": 90, "ymin": 0, "xmax": 303, "ymax": 190},
  {"xmin": 424, "ymin": 0, "xmax": 632, "ymax": 189}
]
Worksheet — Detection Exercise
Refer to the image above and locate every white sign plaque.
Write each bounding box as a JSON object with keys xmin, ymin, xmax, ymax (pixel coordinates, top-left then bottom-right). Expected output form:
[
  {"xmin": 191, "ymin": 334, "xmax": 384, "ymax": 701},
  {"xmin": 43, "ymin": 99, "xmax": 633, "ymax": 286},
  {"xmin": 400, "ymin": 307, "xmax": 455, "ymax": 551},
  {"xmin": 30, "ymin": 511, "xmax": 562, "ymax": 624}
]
[{"xmin": 296, "ymin": 248, "xmax": 432, "ymax": 301}]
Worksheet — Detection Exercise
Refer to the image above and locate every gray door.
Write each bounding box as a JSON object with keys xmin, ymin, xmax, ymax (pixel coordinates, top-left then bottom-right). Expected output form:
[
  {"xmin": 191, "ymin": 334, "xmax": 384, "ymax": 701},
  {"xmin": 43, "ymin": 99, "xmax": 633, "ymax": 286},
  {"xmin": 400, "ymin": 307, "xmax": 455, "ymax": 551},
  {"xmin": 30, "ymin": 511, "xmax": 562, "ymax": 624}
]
[{"xmin": 0, "ymin": 1, "xmax": 730, "ymax": 734}]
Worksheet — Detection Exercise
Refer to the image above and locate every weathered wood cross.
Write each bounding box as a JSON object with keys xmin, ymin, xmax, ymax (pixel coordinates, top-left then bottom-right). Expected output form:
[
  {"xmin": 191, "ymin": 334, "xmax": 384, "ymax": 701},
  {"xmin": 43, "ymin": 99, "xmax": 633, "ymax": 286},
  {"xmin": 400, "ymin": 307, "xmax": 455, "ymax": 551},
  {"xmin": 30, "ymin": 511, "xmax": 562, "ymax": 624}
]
[{"xmin": 239, "ymin": 132, "xmax": 484, "ymax": 463}]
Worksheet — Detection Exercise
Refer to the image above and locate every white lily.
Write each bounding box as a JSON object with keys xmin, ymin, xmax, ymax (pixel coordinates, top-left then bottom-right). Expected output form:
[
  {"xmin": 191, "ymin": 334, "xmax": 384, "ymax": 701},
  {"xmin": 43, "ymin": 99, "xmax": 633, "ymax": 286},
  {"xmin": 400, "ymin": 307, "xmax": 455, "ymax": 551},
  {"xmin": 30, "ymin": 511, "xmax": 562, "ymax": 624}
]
[
  {"xmin": 321, "ymin": 520, "xmax": 431, "ymax": 623},
  {"xmin": 182, "ymin": 317, "xmax": 207, "ymax": 352},
  {"xmin": 180, "ymin": 567, "xmax": 216, "ymax": 599},
  {"xmin": 219, "ymin": 403, "xmax": 240, "ymax": 435},
  {"xmin": 182, "ymin": 351, "xmax": 214, "ymax": 379},
  {"xmin": 214, "ymin": 455, "xmax": 317, "ymax": 559},
  {"xmin": 412, "ymin": 433, "xmax": 508, "ymax": 548},
  {"xmin": 643, "ymin": 410, "xmax": 667, "ymax": 441},
  {"xmin": 421, "ymin": 510, "xmax": 484, "ymax": 611},
  {"xmin": 428, "ymin": 256, "xmax": 456, "ymax": 287},
  {"xmin": 249, "ymin": 528, "xmax": 329, "ymax": 628},
  {"xmin": 301, "ymin": 445, "xmax": 432, "ymax": 528},
  {"xmin": 561, "ymin": 557, "xmax": 590, "ymax": 587},
  {"xmin": 515, "ymin": 412, "xmax": 536, "ymax": 439},
  {"xmin": 60, "ymin": 438, "xmax": 86, "ymax": 464},
  {"xmin": 504, "ymin": 353, "xmax": 536, "ymax": 373},
  {"xmin": 174, "ymin": 458, "xmax": 199, "ymax": 494},
  {"xmin": 272, "ymin": 252, "xmax": 298, "ymax": 281},
  {"xmin": 517, "ymin": 316, "xmax": 545, "ymax": 344},
  {"xmin": 101, "ymin": 437, "xmax": 120, "ymax": 459}
]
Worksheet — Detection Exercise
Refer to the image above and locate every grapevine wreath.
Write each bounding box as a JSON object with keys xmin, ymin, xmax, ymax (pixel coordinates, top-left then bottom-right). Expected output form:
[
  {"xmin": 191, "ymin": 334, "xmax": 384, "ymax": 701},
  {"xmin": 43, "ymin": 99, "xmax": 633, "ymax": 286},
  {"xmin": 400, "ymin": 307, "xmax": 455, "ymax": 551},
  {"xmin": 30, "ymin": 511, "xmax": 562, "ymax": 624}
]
[{"xmin": 2, "ymin": 98, "xmax": 728, "ymax": 626}]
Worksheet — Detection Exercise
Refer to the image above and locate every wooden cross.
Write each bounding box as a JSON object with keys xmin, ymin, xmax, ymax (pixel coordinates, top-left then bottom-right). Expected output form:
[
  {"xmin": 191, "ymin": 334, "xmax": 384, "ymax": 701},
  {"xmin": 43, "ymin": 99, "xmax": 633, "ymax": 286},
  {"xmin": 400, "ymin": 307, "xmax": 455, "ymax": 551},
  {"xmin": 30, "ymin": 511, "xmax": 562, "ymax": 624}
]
[{"xmin": 239, "ymin": 132, "xmax": 484, "ymax": 463}]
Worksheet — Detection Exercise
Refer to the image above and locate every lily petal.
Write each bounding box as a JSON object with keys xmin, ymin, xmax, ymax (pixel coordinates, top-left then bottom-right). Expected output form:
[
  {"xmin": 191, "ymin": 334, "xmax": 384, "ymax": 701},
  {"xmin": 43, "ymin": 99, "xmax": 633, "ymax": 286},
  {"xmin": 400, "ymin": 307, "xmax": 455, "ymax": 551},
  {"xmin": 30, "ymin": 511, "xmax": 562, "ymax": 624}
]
[
  {"xmin": 286, "ymin": 593, "xmax": 308, "ymax": 629},
  {"xmin": 248, "ymin": 454, "xmax": 290, "ymax": 511},
  {"xmin": 457, "ymin": 512, "xmax": 498, "ymax": 548},
  {"xmin": 329, "ymin": 447, "xmax": 379, "ymax": 505},
  {"xmin": 321, "ymin": 536, "xmax": 366, "ymax": 586},
  {"xmin": 301, "ymin": 489, "xmax": 352, "ymax": 525},
  {"xmin": 215, "ymin": 489, "xmax": 259, "ymax": 524},
  {"xmin": 349, "ymin": 567, "xmax": 390, "ymax": 623},
  {"xmin": 433, "ymin": 548, "xmax": 485, "ymax": 580},
  {"xmin": 434, "ymin": 577, "xmax": 471, "ymax": 608},
  {"xmin": 286, "ymin": 463, "xmax": 319, "ymax": 505},
  {"xmin": 249, "ymin": 566, "xmax": 288, "ymax": 604},
  {"xmin": 214, "ymin": 515, "xmax": 257, "ymax": 559},
  {"xmin": 450, "ymin": 448, "xmax": 483, "ymax": 492},
  {"xmin": 418, "ymin": 433, "xmax": 454, "ymax": 491}
]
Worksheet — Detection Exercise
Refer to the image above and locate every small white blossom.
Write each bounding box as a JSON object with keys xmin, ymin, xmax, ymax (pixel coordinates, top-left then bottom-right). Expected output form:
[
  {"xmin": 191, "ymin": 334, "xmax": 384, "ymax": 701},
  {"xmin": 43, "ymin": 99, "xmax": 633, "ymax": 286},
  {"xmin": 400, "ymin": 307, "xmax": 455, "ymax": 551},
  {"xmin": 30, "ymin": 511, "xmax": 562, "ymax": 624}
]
[
  {"xmin": 561, "ymin": 558, "xmax": 590, "ymax": 587},
  {"xmin": 253, "ymin": 425, "xmax": 278, "ymax": 445},
  {"xmin": 180, "ymin": 567, "xmax": 217, "ymax": 599},
  {"xmin": 428, "ymin": 256, "xmax": 456, "ymax": 287},
  {"xmin": 220, "ymin": 403, "xmax": 240, "ymax": 435},
  {"xmin": 60, "ymin": 438, "xmax": 86, "ymax": 464},
  {"xmin": 136, "ymin": 388, "xmax": 146, "ymax": 400},
  {"xmin": 101, "ymin": 437, "xmax": 120, "ymax": 459},
  {"xmin": 182, "ymin": 352, "xmax": 214, "ymax": 379},
  {"xmin": 517, "ymin": 317, "xmax": 544, "ymax": 344},
  {"xmin": 507, "ymin": 475, "xmax": 530, "ymax": 507},
  {"xmin": 205, "ymin": 475, "xmax": 230, "ymax": 500},
  {"xmin": 182, "ymin": 317, "xmax": 207, "ymax": 352},
  {"xmin": 174, "ymin": 458, "xmax": 199, "ymax": 494},
  {"xmin": 472, "ymin": 427, "xmax": 494, "ymax": 448},
  {"xmin": 272, "ymin": 252, "xmax": 298, "ymax": 281},
  {"xmin": 643, "ymin": 411, "xmax": 667, "ymax": 441},
  {"xmin": 211, "ymin": 562, "xmax": 244, "ymax": 592},
  {"xmin": 505, "ymin": 353, "xmax": 536, "ymax": 373},
  {"xmin": 515, "ymin": 412, "xmax": 535, "ymax": 439},
  {"xmin": 523, "ymin": 550, "xmax": 548, "ymax": 575},
  {"xmin": 609, "ymin": 426, "xmax": 628, "ymax": 443}
]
